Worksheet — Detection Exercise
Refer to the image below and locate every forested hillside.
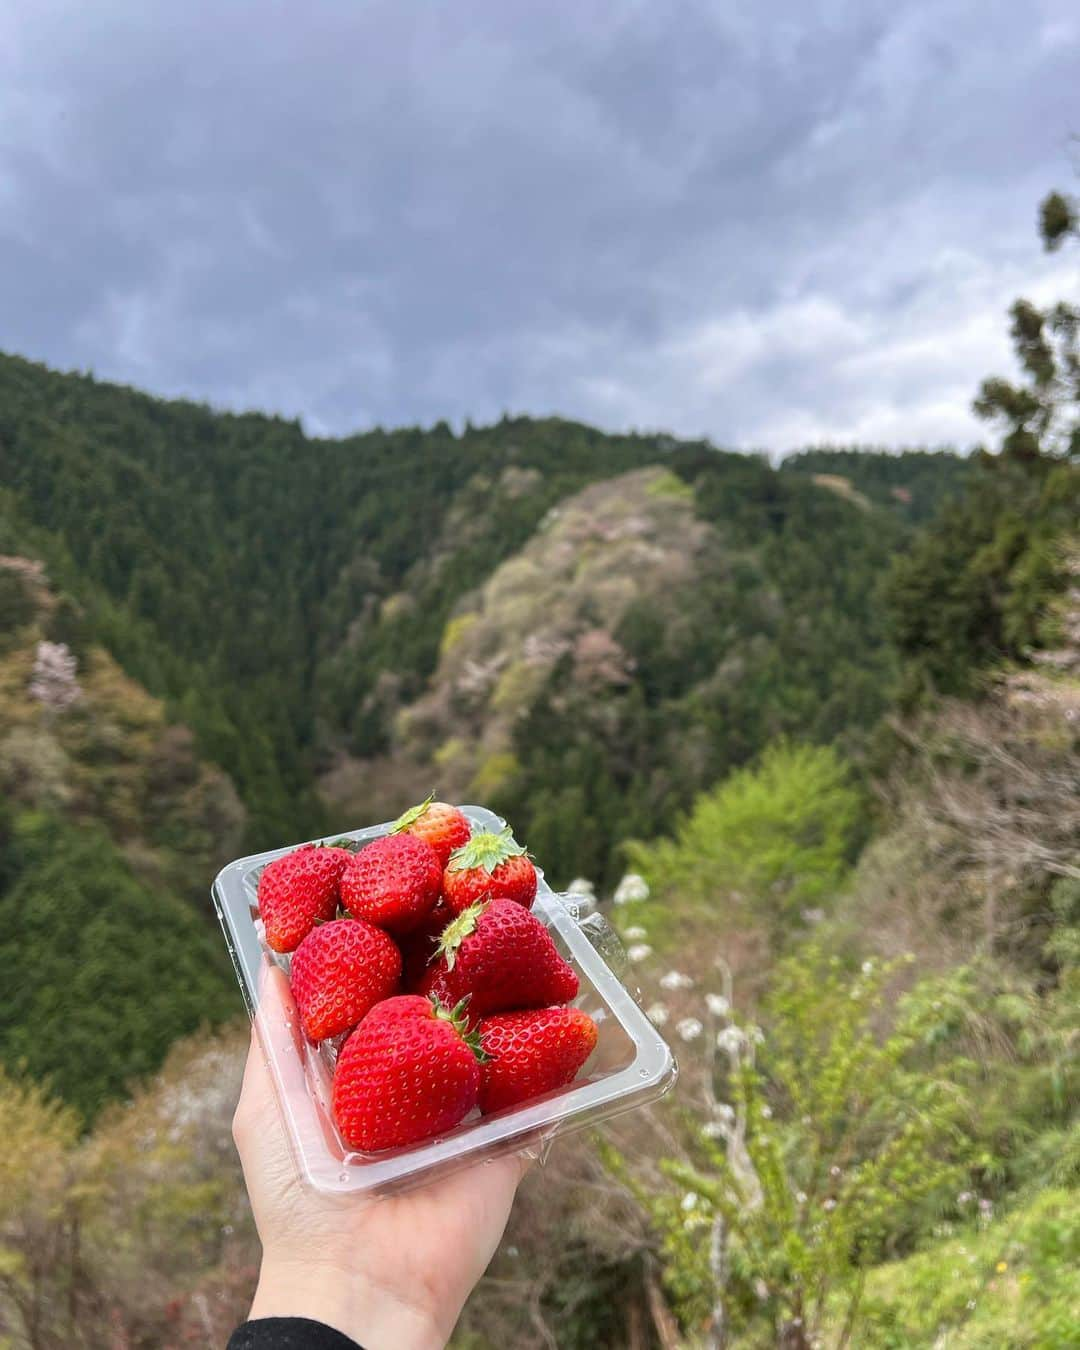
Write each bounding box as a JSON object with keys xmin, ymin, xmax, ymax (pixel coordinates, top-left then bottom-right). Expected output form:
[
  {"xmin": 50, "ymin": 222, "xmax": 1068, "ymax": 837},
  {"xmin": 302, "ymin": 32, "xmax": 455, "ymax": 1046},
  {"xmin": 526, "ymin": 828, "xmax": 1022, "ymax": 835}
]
[
  {"xmin": 0, "ymin": 553, "xmax": 241, "ymax": 1117},
  {"xmin": 0, "ymin": 350, "xmax": 967, "ymax": 871}
]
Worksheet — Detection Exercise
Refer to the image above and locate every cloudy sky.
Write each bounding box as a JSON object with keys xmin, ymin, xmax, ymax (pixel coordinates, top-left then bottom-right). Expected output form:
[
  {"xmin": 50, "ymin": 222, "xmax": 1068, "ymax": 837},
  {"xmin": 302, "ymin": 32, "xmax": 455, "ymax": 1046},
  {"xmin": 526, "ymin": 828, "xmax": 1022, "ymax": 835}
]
[{"xmin": 2, "ymin": 1, "xmax": 1077, "ymax": 452}]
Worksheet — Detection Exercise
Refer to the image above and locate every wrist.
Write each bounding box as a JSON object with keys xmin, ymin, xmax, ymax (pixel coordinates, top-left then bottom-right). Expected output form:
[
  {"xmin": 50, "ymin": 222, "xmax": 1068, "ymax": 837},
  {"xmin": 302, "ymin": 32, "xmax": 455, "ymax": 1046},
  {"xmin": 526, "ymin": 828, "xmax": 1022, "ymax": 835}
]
[{"xmin": 249, "ymin": 1256, "xmax": 446, "ymax": 1350}]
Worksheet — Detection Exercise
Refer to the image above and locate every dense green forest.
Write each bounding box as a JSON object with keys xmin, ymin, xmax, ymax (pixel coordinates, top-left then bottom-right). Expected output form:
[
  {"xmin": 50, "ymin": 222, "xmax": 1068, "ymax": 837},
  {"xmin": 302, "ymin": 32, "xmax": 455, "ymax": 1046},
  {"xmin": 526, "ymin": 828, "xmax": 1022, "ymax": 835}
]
[
  {"xmin": 0, "ymin": 186, "xmax": 1076, "ymax": 1348},
  {"xmin": 0, "ymin": 350, "xmax": 969, "ymax": 872}
]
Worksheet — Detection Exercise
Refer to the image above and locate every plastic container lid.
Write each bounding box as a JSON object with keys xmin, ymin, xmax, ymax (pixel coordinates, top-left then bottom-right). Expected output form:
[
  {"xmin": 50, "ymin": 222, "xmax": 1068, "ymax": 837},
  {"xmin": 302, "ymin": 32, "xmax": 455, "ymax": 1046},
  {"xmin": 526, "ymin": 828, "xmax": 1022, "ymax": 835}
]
[{"xmin": 211, "ymin": 804, "xmax": 676, "ymax": 1195}]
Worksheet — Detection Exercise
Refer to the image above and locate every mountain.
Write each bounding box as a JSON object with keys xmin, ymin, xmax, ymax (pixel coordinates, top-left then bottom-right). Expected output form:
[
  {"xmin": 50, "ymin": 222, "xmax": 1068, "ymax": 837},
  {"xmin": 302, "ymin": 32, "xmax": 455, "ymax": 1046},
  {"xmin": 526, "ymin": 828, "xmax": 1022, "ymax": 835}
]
[
  {"xmin": 0, "ymin": 350, "xmax": 969, "ymax": 882},
  {"xmin": 0, "ymin": 549, "xmax": 243, "ymax": 1118}
]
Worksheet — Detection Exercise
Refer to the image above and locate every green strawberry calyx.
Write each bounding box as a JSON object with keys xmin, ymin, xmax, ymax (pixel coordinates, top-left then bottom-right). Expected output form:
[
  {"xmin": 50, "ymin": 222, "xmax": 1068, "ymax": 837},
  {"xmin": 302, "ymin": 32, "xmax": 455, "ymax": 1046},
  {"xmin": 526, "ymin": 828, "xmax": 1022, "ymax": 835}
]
[
  {"xmin": 437, "ymin": 901, "xmax": 488, "ymax": 971},
  {"xmin": 289, "ymin": 838, "xmax": 356, "ymax": 859},
  {"xmin": 446, "ymin": 827, "xmax": 527, "ymax": 875},
  {"xmin": 430, "ymin": 994, "xmax": 489, "ymax": 1062},
  {"xmin": 389, "ymin": 793, "xmax": 435, "ymax": 835}
]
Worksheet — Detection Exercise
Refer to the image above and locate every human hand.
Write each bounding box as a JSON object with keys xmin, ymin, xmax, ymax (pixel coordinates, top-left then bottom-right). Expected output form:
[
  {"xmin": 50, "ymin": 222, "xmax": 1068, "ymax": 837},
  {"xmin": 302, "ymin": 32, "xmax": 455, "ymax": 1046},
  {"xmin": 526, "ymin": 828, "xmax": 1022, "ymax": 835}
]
[{"xmin": 232, "ymin": 964, "xmax": 528, "ymax": 1350}]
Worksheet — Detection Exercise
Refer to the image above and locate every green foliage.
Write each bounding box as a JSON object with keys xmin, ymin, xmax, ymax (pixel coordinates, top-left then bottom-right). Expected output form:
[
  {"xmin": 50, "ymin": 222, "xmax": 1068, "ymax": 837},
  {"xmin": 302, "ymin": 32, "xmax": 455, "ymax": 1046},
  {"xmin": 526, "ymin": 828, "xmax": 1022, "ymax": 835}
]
[
  {"xmin": 645, "ymin": 467, "xmax": 695, "ymax": 501},
  {"xmin": 1040, "ymin": 189, "xmax": 1079, "ymax": 251},
  {"xmin": 782, "ymin": 447, "xmax": 972, "ymax": 523},
  {"xmin": 537, "ymin": 1246, "xmax": 653, "ymax": 1349},
  {"xmin": 0, "ymin": 570, "xmax": 35, "ymax": 653},
  {"xmin": 614, "ymin": 953, "xmax": 973, "ymax": 1346},
  {"xmin": 850, "ymin": 1187, "xmax": 1080, "ymax": 1348},
  {"xmin": 972, "ymin": 188, "xmax": 1078, "ymax": 463},
  {"xmin": 680, "ymin": 448, "xmax": 929, "ymax": 762},
  {"xmin": 625, "ymin": 742, "xmax": 862, "ymax": 939},
  {"xmin": 0, "ymin": 814, "xmax": 235, "ymax": 1121},
  {"xmin": 886, "ymin": 459, "xmax": 1079, "ymax": 695},
  {"xmin": 449, "ymin": 442, "xmax": 950, "ymax": 888},
  {"xmin": 886, "ymin": 185, "xmax": 1079, "ymax": 698},
  {"xmin": 907, "ymin": 960, "xmax": 1080, "ymax": 1200},
  {"xmin": 0, "ymin": 589, "xmax": 245, "ymax": 906}
]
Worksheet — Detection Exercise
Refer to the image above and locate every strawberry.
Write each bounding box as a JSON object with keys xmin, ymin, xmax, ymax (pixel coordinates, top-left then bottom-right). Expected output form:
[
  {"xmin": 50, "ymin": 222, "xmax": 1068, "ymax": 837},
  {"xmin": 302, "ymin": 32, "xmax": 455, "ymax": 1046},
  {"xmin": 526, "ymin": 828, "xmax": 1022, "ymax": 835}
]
[
  {"xmin": 442, "ymin": 828, "xmax": 537, "ymax": 915},
  {"xmin": 257, "ymin": 842, "xmax": 353, "ymax": 953},
  {"xmin": 289, "ymin": 918, "xmax": 402, "ymax": 1042},
  {"xmin": 478, "ymin": 1007, "xmax": 598, "ymax": 1114},
  {"xmin": 390, "ymin": 796, "xmax": 471, "ymax": 867},
  {"xmin": 420, "ymin": 897, "xmax": 578, "ymax": 1019},
  {"xmin": 331, "ymin": 994, "xmax": 484, "ymax": 1151},
  {"xmin": 339, "ymin": 832, "xmax": 441, "ymax": 935},
  {"xmin": 398, "ymin": 902, "xmax": 453, "ymax": 992}
]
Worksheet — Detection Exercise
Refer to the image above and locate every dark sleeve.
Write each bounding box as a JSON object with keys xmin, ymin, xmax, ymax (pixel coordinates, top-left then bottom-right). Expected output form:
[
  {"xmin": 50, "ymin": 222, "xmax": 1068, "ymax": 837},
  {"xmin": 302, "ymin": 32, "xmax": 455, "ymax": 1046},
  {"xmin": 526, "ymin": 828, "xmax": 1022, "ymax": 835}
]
[{"xmin": 228, "ymin": 1317, "xmax": 364, "ymax": 1350}]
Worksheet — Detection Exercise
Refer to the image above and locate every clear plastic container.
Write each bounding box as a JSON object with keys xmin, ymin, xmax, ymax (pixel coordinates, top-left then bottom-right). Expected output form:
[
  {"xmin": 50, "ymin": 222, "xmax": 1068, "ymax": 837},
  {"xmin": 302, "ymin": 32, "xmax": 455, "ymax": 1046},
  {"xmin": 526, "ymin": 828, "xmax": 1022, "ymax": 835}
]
[{"xmin": 211, "ymin": 804, "xmax": 676, "ymax": 1195}]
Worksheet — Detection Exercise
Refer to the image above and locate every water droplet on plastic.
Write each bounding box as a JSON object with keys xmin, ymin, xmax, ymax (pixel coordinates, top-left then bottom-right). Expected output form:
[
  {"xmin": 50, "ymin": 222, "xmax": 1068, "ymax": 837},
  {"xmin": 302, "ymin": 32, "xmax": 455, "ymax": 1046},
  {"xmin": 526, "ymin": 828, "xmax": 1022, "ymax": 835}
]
[
  {"xmin": 338, "ymin": 1172, "xmax": 349, "ymax": 1183},
  {"xmin": 639, "ymin": 1068, "xmax": 650, "ymax": 1077}
]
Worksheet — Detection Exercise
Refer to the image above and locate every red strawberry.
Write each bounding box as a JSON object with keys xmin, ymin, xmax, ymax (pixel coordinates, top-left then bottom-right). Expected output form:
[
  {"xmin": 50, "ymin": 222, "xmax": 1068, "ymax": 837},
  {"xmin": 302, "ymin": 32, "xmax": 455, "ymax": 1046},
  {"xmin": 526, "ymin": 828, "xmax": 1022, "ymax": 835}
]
[
  {"xmin": 331, "ymin": 994, "xmax": 483, "ymax": 1151},
  {"xmin": 398, "ymin": 902, "xmax": 453, "ymax": 992},
  {"xmin": 289, "ymin": 918, "xmax": 402, "ymax": 1042},
  {"xmin": 420, "ymin": 897, "xmax": 578, "ymax": 1020},
  {"xmin": 339, "ymin": 833, "xmax": 441, "ymax": 935},
  {"xmin": 257, "ymin": 843, "xmax": 353, "ymax": 953},
  {"xmin": 390, "ymin": 796, "xmax": 471, "ymax": 867},
  {"xmin": 479, "ymin": 1007, "xmax": 598, "ymax": 1114},
  {"xmin": 442, "ymin": 828, "xmax": 537, "ymax": 915}
]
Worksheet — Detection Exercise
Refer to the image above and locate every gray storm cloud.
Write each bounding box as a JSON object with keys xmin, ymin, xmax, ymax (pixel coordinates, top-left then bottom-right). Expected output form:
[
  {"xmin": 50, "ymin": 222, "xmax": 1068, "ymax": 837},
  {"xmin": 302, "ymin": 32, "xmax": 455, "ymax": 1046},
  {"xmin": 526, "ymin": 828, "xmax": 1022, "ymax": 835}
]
[{"xmin": 1, "ymin": 0, "xmax": 1076, "ymax": 451}]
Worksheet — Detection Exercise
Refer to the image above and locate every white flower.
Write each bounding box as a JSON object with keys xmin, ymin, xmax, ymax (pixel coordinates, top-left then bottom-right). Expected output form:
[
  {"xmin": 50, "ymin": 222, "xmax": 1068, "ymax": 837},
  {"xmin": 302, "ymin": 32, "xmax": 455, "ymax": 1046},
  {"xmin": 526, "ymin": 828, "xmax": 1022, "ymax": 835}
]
[
  {"xmin": 715, "ymin": 1103, "xmax": 735, "ymax": 1124},
  {"xmin": 646, "ymin": 1003, "xmax": 669, "ymax": 1026},
  {"xmin": 706, "ymin": 993, "xmax": 730, "ymax": 1017},
  {"xmin": 676, "ymin": 1017, "xmax": 704, "ymax": 1043},
  {"xmin": 823, "ymin": 1198, "xmax": 836, "ymax": 1212},
  {"xmin": 681, "ymin": 1192, "xmax": 699, "ymax": 1212},
  {"xmin": 566, "ymin": 877, "xmax": 595, "ymax": 896},
  {"xmin": 28, "ymin": 640, "xmax": 82, "ymax": 709},
  {"xmin": 749, "ymin": 1025, "xmax": 765, "ymax": 1045},
  {"xmin": 716, "ymin": 1026, "xmax": 746, "ymax": 1055},
  {"xmin": 702, "ymin": 1121, "xmax": 725, "ymax": 1139},
  {"xmin": 830, "ymin": 1165, "xmax": 842, "ymax": 1178},
  {"xmin": 623, "ymin": 925, "xmax": 648, "ymax": 941},
  {"xmin": 753, "ymin": 1278, "xmax": 769, "ymax": 1302},
  {"xmin": 627, "ymin": 944, "xmax": 653, "ymax": 964},
  {"xmin": 861, "ymin": 960, "xmax": 874, "ymax": 975},
  {"xmin": 795, "ymin": 1190, "xmax": 807, "ymax": 1204},
  {"xmin": 613, "ymin": 873, "xmax": 650, "ymax": 906},
  {"xmin": 761, "ymin": 1105, "xmax": 773, "ymax": 1119},
  {"xmin": 660, "ymin": 970, "xmax": 694, "ymax": 991},
  {"xmin": 957, "ymin": 1191, "xmax": 973, "ymax": 1205}
]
